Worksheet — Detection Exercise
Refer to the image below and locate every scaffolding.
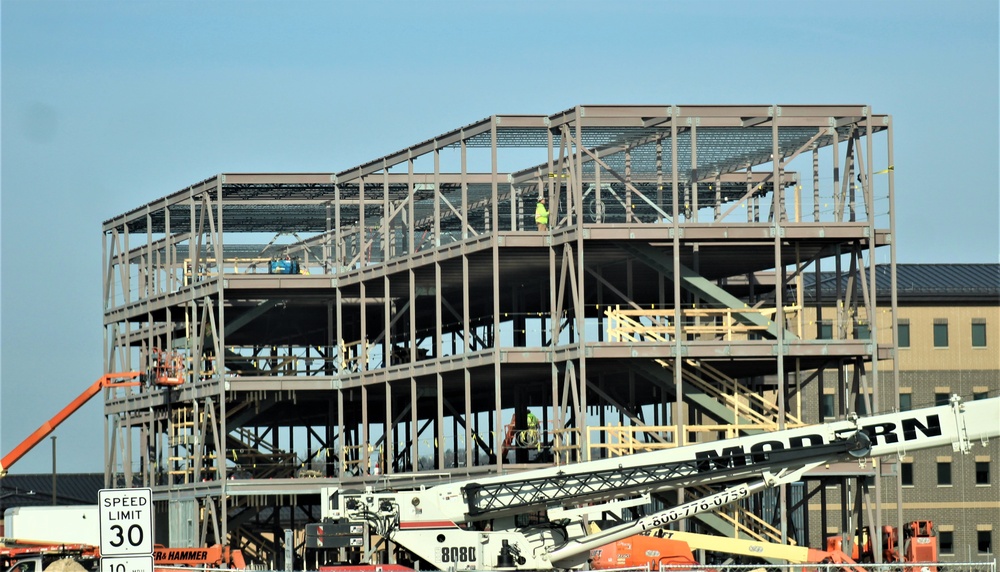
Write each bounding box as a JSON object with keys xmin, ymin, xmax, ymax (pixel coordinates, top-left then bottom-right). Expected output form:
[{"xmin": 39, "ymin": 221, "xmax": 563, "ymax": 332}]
[{"xmin": 100, "ymin": 104, "xmax": 897, "ymax": 566}]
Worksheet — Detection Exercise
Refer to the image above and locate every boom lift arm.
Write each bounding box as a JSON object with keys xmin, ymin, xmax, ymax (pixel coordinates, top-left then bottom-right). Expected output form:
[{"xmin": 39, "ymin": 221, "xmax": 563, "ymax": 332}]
[
  {"xmin": 333, "ymin": 396, "xmax": 998, "ymax": 571},
  {"xmin": 545, "ymin": 464, "xmax": 830, "ymax": 568},
  {"xmin": 0, "ymin": 373, "xmax": 140, "ymax": 476},
  {"xmin": 592, "ymin": 528, "xmax": 866, "ymax": 572}
]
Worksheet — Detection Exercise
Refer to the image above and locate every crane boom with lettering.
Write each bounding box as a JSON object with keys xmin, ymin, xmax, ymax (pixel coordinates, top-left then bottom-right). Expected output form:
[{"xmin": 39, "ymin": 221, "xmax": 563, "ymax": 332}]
[{"xmin": 328, "ymin": 395, "xmax": 998, "ymax": 570}]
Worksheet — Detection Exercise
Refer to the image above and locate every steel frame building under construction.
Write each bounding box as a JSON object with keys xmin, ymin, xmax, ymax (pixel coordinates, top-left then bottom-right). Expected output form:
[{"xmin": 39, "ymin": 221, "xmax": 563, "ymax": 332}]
[{"xmin": 101, "ymin": 104, "xmax": 901, "ymax": 565}]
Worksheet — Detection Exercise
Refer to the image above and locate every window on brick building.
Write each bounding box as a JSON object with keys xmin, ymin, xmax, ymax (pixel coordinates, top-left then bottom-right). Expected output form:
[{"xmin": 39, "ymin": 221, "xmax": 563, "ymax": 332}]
[
  {"xmin": 976, "ymin": 461, "xmax": 991, "ymax": 485},
  {"xmin": 819, "ymin": 323, "xmax": 833, "ymax": 340},
  {"xmin": 937, "ymin": 461, "xmax": 952, "ymax": 486},
  {"xmin": 939, "ymin": 531, "xmax": 954, "ymax": 554},
  {"xmin": 854, "ymin": 322, "xmax": 870, "ymax": 340},
  {"xmin": 899, "ymin": 393, "xmax": 912, "ymax": 411},
  {"xmin": 822, "ymin": 394, "xmax": 835, "ymax": 419},
  {"xmin": 901, "ymin": 461, "xmax": 914, "ymax": 486},
  {"xmin": 974, "ymin": 390, "xmax": 989, "ymax": 400},
  {"xmin": 897, "ymin": 320, "xmax": 910, "ymax": 348},
  {"xmin": 935, "ymin": 392, "xmax": 950, "ymax": 406},
  {"xmin": 972, "ymin": 319, "xmax": 987, "ymax": 347},
  {"xmin": 854, "ymin": 394, "xmax": 869, "ymax": 416},
  {"xmin": 978, "ymin": 530, "xmax": 993, "ymax": 554},
  {"xmin": 933, "ymin": 319, "xmax": 948, "ymax": 347}
]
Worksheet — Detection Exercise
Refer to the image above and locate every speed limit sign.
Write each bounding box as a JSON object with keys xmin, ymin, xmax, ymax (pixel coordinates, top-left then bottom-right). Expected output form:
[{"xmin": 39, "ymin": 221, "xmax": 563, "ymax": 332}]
[
  {"xmin": 98, "ymin": 488, "xmax": 153, "ymax": 556},
  {"xmin": 100, "ymin": 555, "xmax": 153, "ymax": 572}
]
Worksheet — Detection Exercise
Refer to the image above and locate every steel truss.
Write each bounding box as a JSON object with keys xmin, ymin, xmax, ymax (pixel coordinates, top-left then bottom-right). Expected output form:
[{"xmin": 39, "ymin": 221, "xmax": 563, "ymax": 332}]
[{"xmin": 100, "ymin": 105, "xmax": 898, "ymax": 567}]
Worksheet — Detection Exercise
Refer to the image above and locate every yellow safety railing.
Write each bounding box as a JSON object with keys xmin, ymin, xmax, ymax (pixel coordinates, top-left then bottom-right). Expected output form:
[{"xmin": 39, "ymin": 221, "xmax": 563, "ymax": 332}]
[
  {"xmin": 587, "ymin": 424, "xmax": 678, "ymax": 457},
  {"xmin": 606, "ymin": 305, "xmax": 801, "ymax": 342},
  {"xmin": 605, "ymin": 306, "xmax": 804, "ymax": 432},
  {"xmin": 687, "ymin": 484, "xmax": 785, "ymax": 544}
]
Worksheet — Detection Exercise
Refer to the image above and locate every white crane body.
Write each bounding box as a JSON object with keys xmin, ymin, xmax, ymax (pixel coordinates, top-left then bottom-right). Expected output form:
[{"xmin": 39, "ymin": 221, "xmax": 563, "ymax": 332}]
[{"xmin": 333, "ymin": 396, "xmax": 998, "ymax": 571}]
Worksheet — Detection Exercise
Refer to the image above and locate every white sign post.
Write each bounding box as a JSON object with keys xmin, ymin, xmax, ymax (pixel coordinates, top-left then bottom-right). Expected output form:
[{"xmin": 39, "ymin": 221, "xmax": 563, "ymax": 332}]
[{"xmin": 99, "ymin": 488, "xmax": 153, "ymax": 572}]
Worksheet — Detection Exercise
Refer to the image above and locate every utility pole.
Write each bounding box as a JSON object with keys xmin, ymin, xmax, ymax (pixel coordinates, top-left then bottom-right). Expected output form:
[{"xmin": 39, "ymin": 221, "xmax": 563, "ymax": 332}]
[{"xmin": 51, "ymin": 435, "xmax": 57, "ymax": 505}]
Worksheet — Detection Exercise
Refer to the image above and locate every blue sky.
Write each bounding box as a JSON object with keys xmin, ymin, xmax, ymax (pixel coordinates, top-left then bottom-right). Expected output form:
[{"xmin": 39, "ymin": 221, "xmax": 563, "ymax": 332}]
[{"xmin": 2, "ymin": 0, "xmax": 998, "ymax": 475}]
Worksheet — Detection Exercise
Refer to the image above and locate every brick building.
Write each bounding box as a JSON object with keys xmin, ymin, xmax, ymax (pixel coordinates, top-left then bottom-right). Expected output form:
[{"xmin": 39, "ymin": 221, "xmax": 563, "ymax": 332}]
[{"xmin": 799, "ymin": 263, "xmax": 999, "ymax": 563}]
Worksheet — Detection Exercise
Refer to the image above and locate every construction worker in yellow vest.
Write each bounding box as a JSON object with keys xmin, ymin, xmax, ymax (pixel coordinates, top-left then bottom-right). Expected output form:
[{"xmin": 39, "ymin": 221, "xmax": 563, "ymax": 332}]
[{"xmin": 535, "ymin": 196, "xmax": 549, "ymax": 231}]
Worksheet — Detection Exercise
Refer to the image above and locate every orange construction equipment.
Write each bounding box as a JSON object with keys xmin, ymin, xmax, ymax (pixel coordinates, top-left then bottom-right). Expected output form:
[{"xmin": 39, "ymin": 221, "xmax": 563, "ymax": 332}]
[
  {"xmin": 827, "ymin": 526, "xmax": 876, "ymax": 562},
  {"xmin": 319, "ymin": 566, "xmax": 415, "ymax": 572},
  {"xmin": 900, "ymin": 520, "xmax": 938, "ymax": 568},
  {"xmin": 1, "ymin": 540, "xmax": 245, "ymax": 572},
  {"xmin": 881, "ymin": 520, "xmax": 938, "ymax": 572},
  {"xmin": 826, "ymin": 521, "xmax": 939, "ymax": 572},
  {"xmin": 150, "ymin": 348, "xmax": 185, "ymax": 387},
  {"xmin": 0, "ymin": 539, "xmax": 99, "ymax": 572},
  {"xmin": 0, "ymin": 372, "xmax": 141, "ymax": 477},
  {"xmin": 500, "ymin": 412, "xmax": 543, "ymax": 457},
  {"xmin": 152, "ymin": 544, "xmax": 246, "ymax": 569},
  {"xmin": 590, "ymin": 535, "xmax": 700, "ymax": 570},
  {"xmin": 592, "ymin": 529, "xmax": 865, "ymax": 572}
]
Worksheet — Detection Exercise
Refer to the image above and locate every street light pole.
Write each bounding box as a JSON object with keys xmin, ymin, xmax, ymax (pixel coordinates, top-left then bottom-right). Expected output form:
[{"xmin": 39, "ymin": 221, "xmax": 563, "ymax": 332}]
[{"xmin": 51, "ymin": 435, "xmax": 57, "ymax": 505}]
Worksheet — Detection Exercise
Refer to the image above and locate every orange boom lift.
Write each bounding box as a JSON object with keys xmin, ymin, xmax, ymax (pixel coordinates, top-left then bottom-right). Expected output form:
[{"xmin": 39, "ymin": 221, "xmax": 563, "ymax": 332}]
[{"xmin": 0, "ymin": 373, "xmax": 141, "ymax": 477}]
